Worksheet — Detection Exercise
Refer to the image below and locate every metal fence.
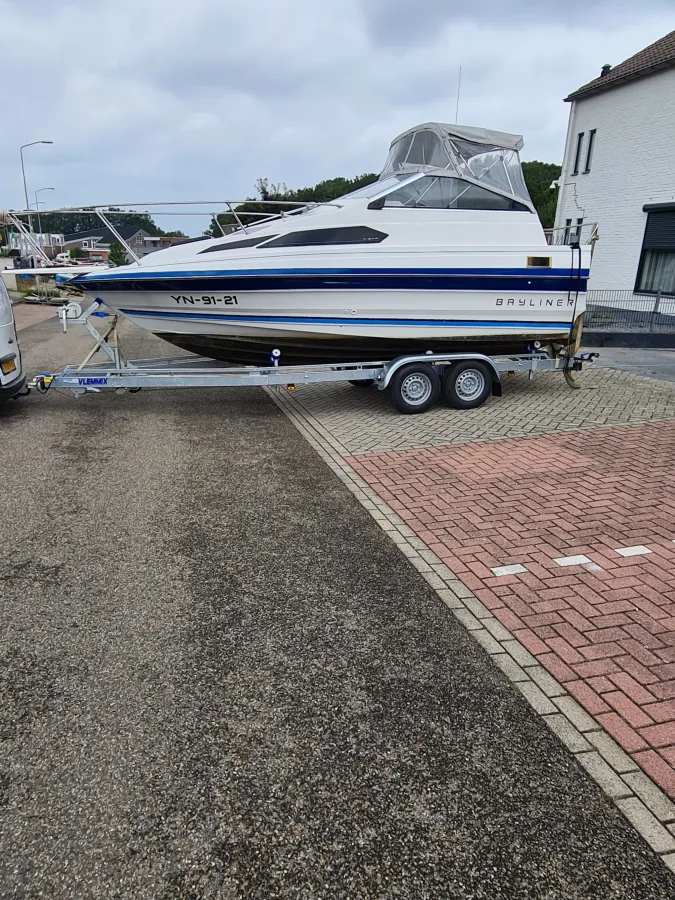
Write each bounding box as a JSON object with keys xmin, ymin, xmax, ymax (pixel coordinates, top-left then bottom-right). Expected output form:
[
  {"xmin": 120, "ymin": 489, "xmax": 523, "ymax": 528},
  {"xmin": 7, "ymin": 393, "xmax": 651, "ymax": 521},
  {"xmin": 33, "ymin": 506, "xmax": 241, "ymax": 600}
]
[{"xmin": 585, "ymin": 289, "xmax": 675, "ymax": 333}]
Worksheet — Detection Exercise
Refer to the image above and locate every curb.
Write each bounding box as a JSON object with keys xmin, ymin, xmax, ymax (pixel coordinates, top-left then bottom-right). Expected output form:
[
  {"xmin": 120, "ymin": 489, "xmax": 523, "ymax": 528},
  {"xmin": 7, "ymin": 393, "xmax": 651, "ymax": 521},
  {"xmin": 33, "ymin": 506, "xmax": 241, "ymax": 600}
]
[{"xmin": 267, "ymin": 384, "xmax": 675, "ymax": 875}]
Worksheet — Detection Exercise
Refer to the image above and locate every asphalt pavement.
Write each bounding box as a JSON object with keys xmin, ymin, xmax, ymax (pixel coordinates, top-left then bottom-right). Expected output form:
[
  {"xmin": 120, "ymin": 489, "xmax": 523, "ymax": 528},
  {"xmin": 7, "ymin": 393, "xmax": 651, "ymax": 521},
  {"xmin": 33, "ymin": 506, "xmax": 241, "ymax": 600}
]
[{"xmin": 1, "ymin": 317, "xmax": 675, "ymax": 898}]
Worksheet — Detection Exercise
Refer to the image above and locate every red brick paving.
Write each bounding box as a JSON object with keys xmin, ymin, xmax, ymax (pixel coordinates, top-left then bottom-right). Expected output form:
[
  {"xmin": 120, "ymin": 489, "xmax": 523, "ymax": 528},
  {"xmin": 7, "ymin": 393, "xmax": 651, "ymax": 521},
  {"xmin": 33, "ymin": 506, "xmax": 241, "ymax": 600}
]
[{"xmin": 348, "ymin": 420, "xmax": 675, "ymax": 798}]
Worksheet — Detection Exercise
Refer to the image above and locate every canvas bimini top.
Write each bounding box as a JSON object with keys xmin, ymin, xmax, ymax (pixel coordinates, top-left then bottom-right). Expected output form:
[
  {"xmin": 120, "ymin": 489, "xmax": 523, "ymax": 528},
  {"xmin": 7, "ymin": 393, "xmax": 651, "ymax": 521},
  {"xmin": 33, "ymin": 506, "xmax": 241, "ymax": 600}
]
[{"xmin": 379, "ymin": 122, "xmax": 534, "ymax": 211}]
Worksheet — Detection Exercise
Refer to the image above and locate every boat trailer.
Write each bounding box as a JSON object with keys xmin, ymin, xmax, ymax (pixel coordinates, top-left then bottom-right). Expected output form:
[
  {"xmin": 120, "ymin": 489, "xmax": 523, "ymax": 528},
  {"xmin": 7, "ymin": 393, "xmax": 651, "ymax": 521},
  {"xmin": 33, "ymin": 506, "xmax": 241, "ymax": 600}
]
[{"xmin": 28, "ymin": 300, "xmax": 594, "ymax": 414}]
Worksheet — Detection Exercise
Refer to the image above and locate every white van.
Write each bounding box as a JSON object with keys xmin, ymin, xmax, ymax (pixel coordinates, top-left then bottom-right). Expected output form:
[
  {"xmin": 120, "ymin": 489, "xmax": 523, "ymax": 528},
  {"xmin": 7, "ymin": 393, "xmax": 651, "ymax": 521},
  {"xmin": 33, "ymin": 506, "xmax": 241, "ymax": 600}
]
[{"xmin": 0, "ymin": 276, "xmax": 25, "ymax": 401}]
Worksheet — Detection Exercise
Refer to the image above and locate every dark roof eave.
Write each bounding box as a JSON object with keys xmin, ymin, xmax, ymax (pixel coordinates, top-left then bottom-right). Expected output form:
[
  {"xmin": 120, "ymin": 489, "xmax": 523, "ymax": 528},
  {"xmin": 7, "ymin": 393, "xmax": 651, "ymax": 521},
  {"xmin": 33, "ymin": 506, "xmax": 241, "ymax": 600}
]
[{"xmin": 565, "ymin": 57, "xmax": 675, "ymax": 102}]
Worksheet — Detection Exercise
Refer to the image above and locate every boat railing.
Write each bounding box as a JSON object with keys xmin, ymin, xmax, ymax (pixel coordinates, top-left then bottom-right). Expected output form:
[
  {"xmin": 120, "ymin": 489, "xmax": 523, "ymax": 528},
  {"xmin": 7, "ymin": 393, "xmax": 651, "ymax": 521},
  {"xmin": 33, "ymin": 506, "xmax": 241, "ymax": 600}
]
[
  {"xmin": 2, "ymin": 199, "xmax": 343, "ymax": 266},
  {"xmin": 545, "ymin": 222, "xmax": 599, "ymax": 247}
]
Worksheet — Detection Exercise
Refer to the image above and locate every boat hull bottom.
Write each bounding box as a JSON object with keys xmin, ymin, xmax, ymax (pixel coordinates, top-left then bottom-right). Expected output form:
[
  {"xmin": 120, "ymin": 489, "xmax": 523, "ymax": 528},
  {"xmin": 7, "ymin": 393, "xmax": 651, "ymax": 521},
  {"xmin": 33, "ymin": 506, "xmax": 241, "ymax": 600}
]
[{"xmin": 156, "ymin": 332, "xmax": 570, "ymax": 367}]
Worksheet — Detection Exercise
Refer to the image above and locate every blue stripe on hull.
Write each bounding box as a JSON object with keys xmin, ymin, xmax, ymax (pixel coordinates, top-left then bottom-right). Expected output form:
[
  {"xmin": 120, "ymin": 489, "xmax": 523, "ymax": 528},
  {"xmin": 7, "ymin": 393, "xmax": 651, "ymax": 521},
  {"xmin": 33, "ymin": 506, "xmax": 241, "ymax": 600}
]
[
  {"xmin": 82, "ymin": 273, "xmax": 586, "ymax": 293},
  {"xmin": 120, "ymin": 308, "xmax": 573, "ymax": 329}
]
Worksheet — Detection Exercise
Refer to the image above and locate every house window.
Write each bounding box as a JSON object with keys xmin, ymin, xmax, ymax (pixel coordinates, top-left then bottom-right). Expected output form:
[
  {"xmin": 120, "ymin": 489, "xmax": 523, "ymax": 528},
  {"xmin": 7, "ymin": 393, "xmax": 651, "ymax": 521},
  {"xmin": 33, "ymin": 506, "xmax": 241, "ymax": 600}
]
[
  {"xmin": 572, "ymin": 218, "xmax": 584, "ymax": 243},
  {"xmin": 572, "ymin": 132, "xmax": 584, "ymax": 175},
  {"xmin": 584, "ymin": 130, "xmax": 596, "ymax": 173},
  {"xmin": 564, "ymin": 218, "xmax": 572, "ymax": 243},
  {"xmin": 637, "ymin": 251, "xmax": 675, "ymax": 294},
  {"xmin": 636, "ymin": 210, "xmax": 675, "ymax": 295}
]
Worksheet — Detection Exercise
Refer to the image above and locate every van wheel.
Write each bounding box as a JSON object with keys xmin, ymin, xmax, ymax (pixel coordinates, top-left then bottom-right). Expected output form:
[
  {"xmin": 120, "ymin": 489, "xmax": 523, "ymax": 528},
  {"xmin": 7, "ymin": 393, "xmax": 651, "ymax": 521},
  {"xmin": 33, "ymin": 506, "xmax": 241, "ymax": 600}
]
[
  {"xmin": 389, "ymin": 363, "xmax": 440, "ymax": 414},
  {"xmin": 442, "ymin": 361, "xmax": 493, "ymax": 409}
]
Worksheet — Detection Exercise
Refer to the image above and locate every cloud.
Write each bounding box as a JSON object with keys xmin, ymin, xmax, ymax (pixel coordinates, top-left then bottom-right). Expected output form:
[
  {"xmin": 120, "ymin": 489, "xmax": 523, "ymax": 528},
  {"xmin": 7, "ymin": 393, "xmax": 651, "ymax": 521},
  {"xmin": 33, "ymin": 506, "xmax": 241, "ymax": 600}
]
[{"xmin": 0, "ymin": 0, "xmax": 672, "ymax": 234}]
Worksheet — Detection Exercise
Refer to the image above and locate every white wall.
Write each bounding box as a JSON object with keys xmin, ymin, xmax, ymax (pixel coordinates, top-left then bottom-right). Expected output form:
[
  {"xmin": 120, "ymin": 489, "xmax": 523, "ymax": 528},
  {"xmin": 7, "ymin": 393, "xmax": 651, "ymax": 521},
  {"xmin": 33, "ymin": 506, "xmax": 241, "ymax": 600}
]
[{"xmin": 555, "ymin": 67, "xmax": 675, "ymax": 292}]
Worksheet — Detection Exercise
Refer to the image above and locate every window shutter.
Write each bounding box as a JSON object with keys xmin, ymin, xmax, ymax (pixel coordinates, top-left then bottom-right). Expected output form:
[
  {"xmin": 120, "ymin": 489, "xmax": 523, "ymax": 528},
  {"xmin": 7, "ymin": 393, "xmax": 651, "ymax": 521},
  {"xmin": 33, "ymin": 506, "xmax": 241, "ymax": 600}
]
[{"xmin": 643, "ymin": 211, "xmax": 675, "ymax": 250}]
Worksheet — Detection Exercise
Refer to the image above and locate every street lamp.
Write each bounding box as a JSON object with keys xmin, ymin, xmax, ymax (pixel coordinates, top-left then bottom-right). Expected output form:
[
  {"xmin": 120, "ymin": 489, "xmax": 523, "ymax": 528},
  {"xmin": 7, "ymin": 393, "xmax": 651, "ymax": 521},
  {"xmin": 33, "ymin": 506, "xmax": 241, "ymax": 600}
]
[
  {"xmin": 34, "ymin": 187, "xmax": 55, "ymax": 248},
  {"xmin": 20, "ymin": 140, "xmax": 53, "ymax": 233}
]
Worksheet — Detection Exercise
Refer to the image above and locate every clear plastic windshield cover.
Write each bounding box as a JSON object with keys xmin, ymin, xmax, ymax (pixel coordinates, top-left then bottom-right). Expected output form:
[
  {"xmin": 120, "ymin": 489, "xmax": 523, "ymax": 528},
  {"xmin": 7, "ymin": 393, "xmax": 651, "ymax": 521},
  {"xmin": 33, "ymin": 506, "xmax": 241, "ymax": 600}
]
[{"xmin": 379, "ymin": 128, "xmax": 533, "ymax": 208}]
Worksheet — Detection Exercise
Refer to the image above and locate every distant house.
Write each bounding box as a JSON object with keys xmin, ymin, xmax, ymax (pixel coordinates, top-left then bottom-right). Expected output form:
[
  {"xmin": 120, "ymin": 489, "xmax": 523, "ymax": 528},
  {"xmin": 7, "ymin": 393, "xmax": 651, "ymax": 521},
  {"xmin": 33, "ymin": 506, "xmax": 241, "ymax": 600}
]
[
  {"xmin": 555, "ymin": 30, "xmax": 675, "ymax": 294},
  {"xmin": 63, "ymin": 226, "xmax": 186, "ymax": 264},
  {"xmin": 9, "ymin": 232, "xmax": 64, "ymax": 260}
]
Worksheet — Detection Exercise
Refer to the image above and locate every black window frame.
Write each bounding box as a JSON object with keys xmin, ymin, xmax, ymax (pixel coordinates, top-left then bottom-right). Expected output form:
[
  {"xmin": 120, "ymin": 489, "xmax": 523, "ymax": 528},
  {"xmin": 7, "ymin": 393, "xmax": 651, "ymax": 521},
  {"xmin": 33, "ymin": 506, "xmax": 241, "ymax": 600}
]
[
  {"xmin": 199, "ymin": 234, "xmax": 277, "ymax": 254},
  {"xmin": 583, "ymin": 129, "xmax": 596, "ymax": 173},
  {"xmin": 572, "ymin": 132, "xmax": 584, "ymax": 176},
  {"xmin": 261, "ymin": 226, "xmax": 388, "ymax": 248},
  {"xmin": 635, "ymin": 207, "xmax": 675, "ymax": 296}
]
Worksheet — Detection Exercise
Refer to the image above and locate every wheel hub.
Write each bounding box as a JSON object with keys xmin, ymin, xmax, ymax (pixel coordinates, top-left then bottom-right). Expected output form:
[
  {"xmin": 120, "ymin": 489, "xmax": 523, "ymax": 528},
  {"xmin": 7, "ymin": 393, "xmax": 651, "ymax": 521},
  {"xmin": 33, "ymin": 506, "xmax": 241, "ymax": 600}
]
[
  {"xmin": 456, "ymin": 369, "xmax": 485, "ymax": 402},
  {"xmin": 401, "ymin": 373, "xmax": 432, "ymax": 405}
]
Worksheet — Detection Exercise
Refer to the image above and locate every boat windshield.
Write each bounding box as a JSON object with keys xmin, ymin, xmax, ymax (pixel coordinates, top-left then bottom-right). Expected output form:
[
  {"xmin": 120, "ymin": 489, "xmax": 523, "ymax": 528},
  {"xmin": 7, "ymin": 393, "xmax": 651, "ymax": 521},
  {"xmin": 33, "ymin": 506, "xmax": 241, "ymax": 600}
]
[
  {"xmin": 336, "ymin": 174, "xmax": 413, "ymax": 201},
  {"xmin": 379, "ymin": 123, "xmax": 533, "ymax": 209}
]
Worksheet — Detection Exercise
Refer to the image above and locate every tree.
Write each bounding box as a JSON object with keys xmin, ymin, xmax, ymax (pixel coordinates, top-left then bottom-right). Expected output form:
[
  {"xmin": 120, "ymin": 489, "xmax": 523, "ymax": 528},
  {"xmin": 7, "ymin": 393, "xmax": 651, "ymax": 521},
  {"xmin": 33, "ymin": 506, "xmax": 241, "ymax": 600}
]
[
  {"xmin": 69, "ymin": 247, "xmax": 87, "ymax": 259},
  {"xmin": 521, "ymin": 161, "xmax": 562, "ymax": 229},
  {"xmin": 204, "ymin": 172, "xmax": 379, "ymax": 236},
  {"xmin": 35, "ymin": 208, "xmax": 166, "ymax": 238},
  {"xmin": 109, "ymin": 242, "xmax": 127, "ymax": 266}
]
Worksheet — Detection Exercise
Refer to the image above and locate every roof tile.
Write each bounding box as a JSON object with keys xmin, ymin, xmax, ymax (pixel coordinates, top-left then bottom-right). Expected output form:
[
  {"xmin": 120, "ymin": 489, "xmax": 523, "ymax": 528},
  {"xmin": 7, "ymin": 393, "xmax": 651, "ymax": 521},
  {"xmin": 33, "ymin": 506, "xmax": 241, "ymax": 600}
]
[{"xmin": 566, "ymin": 29, "xmax": 675, "ymax": 101}]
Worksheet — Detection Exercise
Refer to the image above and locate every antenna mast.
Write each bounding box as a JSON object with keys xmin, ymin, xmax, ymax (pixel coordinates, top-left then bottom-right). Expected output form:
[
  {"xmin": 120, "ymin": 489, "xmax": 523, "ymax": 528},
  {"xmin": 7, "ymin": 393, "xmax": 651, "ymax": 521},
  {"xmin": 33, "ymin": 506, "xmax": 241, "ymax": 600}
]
[{"xmin": 455, "ymin": 65, "xmax": 462, "ymax": 124}]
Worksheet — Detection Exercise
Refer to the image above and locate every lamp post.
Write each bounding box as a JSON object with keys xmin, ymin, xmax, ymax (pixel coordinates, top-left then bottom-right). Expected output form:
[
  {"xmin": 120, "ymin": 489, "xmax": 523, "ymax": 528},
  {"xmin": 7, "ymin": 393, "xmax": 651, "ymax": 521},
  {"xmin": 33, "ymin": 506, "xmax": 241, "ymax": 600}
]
[
  {"xmin": 34, "ymin": 187, "xmax": 55, "ymax": 249},
  {"xmin": 20, "ymin": 140, "xmax": 53, "ymax": 233}
]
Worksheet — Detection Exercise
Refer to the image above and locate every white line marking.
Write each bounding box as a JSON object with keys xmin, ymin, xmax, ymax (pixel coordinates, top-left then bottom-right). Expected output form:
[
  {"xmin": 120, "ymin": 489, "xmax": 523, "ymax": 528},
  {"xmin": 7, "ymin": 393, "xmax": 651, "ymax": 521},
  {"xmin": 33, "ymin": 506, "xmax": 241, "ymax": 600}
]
[
  {"xmin": 491, "ymin": 564, "xmax": 528, "ymax": 576},
  {"xmin": 554, "ymin": 555, "xmax": 591, "ymax": 567},
  {"xmin": 615, "ymin": 545, "xmax": 651, "ymax": 557}
]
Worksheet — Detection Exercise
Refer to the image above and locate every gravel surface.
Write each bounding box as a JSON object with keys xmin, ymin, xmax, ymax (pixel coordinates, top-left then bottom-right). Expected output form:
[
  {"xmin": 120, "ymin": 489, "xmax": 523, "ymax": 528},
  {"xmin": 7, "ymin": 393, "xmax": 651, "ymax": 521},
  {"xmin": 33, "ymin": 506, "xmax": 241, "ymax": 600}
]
[{"xmin": 1, "ymin": 319, "xmax": 674, "ymax": 898}]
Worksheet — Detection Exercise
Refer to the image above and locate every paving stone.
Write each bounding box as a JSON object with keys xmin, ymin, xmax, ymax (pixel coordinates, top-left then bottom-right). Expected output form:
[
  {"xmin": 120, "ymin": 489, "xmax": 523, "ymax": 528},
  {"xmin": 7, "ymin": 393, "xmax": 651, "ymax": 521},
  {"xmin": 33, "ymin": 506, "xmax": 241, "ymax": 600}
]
[
  {"xmin": 461, "ymin": 597, "xmax": 493, "ymax": 620},
  {"xmin": 517, "ymin": 682, "xmax": 558, "ymax": 715},
  {"xmin": 615, "ymin": 798, "xmax": 675, "ymax": 854},
  {"xmin": 502, "ymin": 639, "xmax": 538, "ymax": 668},
  {"xmin": 586, "ymin": 731, "xmax": 640, "ymax": 775},
  {"xmin": 492, "ymin": 653, "xmax": 530, "ymax": 683},
  {"xmin": 483, "ymin": 618, "xmax": 514, "ymax": 642},
  {"xmin": 622, "ymin": 770, "xmax": 675, "ymax": 823},
  {"xmin": 576, "ymin": 752, "xmax": 634, "ymax": 800},
  {"xmin": 451, "ymin": 608, "xmax": 482, "ymax": 632},
  {"xmin": 544, "ymin": 714, "xmax": 592, "ymax": 754},
  {"xmin": 472, "ymin": 629, "xmax": 504, "ymax": 656},
  {"xmin": 281, "ymin": 369, "xmax": 675, "ymax": 455},
  {"xmin": 528, "ymin": 665, "xmax": 566, "ymax": 698},
  {"xmin": 553, "ymin": 695, "xmax": 603, "ymax": 734}
]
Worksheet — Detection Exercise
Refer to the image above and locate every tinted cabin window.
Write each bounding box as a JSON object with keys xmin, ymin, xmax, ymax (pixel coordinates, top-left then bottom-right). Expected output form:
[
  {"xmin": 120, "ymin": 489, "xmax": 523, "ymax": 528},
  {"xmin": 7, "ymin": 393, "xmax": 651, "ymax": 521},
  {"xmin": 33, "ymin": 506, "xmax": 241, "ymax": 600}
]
[
  {"xmin": 378, "ymin": 176, "xmax": 529, "ymax": 211},
  {"xmin": 199, "ymin": 235, "xmax": 277, "ymax": 253},
  {"xmin": 262, "ymin": 227, "xmax": 388, "ymax": 248}
]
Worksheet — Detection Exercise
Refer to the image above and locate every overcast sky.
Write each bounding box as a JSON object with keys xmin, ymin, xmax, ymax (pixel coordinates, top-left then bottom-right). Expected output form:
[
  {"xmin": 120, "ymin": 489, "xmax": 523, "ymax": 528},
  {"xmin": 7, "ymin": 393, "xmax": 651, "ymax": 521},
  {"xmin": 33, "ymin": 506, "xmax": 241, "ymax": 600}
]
[{"xmin": 2, "ymin": 0, "xmax": 672, "ymax": 233}]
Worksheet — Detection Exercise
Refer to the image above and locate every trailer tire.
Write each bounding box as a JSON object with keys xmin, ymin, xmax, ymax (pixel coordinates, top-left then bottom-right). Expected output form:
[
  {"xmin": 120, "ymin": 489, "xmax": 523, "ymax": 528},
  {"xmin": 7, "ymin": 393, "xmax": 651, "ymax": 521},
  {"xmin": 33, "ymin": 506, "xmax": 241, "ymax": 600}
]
[
  {"xmin": 389, "ymin": 363, "xmax": 440, "ymax": 414},
  {"xmin": 442, "ymin": 361, "xmax": 493, "ymax": 410},
  {"xmin": 348, "ymin": 379, "xmax": 375, "ymax": 388}
]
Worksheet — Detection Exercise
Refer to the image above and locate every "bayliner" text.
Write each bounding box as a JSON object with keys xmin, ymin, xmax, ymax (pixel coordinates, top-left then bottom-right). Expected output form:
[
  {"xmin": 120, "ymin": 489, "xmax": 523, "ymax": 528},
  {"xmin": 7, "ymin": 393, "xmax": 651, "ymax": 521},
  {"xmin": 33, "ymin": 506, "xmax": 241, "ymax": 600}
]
[{"xmin": 496, "ymin": 298, "xmax": 575, "ymax": 307}]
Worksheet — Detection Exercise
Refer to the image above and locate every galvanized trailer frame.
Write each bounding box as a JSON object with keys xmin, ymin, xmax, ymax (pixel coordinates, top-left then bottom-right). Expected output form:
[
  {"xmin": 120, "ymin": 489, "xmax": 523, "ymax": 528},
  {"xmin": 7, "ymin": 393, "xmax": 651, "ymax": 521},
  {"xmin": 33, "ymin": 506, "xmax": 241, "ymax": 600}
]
[{"xmin": 29, "ymin": 300, "xmax": 590, "ymax": 411}]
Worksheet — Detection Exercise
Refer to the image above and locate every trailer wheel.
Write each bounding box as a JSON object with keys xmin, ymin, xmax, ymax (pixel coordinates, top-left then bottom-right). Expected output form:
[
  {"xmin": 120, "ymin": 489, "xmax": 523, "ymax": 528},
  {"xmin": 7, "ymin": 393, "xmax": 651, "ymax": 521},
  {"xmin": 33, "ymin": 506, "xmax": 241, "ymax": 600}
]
[
  {"xmin": 348, "ymin": 379, "xmax": 375, "ymax": 388},
  {"xmin": 389, "ymin": 363, "xmax": 440, "ymax": 414},
  {"xmin": 443, "ymin": 361, "xmax": 493, "ymax": 410}
]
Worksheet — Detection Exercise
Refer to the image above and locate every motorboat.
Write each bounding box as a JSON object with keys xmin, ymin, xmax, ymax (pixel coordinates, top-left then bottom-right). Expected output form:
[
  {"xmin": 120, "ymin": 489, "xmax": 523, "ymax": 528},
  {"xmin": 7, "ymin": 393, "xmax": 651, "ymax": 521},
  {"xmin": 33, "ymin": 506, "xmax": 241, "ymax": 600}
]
[{"xmin": 70, "ymin": 123, "xmax": 592, "ymax": 366}]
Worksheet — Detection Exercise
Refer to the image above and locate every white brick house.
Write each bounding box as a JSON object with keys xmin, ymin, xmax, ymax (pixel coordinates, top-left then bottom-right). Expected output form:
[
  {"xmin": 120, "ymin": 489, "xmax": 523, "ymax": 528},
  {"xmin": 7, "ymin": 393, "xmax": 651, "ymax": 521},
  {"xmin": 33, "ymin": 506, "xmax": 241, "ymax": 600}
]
[{"xmin": 555, "ymin": 30, "xmax": 675, "ymax": 295}]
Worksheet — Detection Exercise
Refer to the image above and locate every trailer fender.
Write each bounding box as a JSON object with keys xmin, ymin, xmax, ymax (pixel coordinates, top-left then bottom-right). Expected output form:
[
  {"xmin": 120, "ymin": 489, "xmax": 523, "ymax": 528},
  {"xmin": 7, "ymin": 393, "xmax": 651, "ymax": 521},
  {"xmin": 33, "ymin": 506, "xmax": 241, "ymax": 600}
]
[{"xmin": 380, "ymin": 353, "xmax": 501, "ymax": 392}]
